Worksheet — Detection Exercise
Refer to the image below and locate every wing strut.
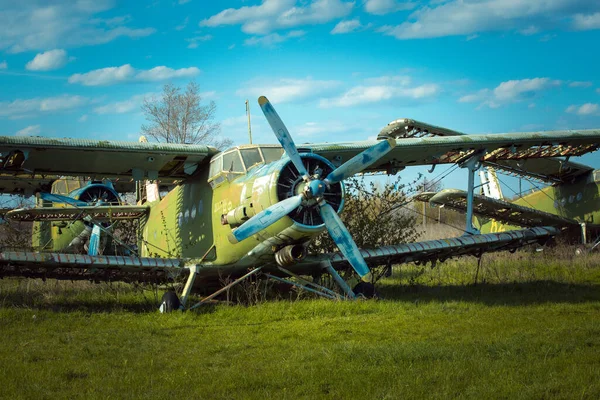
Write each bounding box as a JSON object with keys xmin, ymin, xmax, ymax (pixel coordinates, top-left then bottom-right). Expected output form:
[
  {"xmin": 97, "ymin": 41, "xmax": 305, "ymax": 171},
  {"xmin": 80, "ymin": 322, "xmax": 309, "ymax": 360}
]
[{"xmin": 460, "ymin": 152, "xmax": 484, "ymax": 235}]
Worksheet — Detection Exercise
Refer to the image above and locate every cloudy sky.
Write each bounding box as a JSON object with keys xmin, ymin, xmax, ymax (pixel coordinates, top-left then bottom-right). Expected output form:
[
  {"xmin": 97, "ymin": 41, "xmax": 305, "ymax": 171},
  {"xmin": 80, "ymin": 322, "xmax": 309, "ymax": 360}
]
[{"xmin": 1, "ymin": 0, "xmax": 600, "ymax": 190}]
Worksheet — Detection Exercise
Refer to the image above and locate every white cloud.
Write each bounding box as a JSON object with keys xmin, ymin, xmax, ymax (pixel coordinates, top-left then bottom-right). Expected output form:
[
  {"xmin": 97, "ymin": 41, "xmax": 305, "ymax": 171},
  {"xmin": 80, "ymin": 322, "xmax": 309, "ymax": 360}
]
[
  {"xmin": 68, "ymin": 64, "xmax": 200, "ymax": 86},
  {"xmin": 0, "ymin": 95, "xmax": 89, "ymax": 119},
  {"xmin": 364, "ymin": 0, "xmax": 416, "ymax": 15},
  {"xmin": 25, "ymin": 49, "xmax": 69, "ymax": 71},
  {"xmin": 15, "ymin": 125, "xmax": 41, "ymax": 136},
  {"xmin": 79, "ymin": 114, "xmax": 88, "ymax": 122},
  {"xmin": 378, "ymin": 0, "xmax": 600, "ymax": 39},
  {"xmin": 175, "ymin": 16, "xmax": 189, "ymax": 31},
  {"xmin": 597, "ymin": 88, "xmax": 600, "ymax": 94},
  {"xmin": 566, "ymin": 103, "xmax": 599, "ymax": 116},
  {"xmin": 200, "ymin": 0, "xmax": 353, "ymax": 34},
  {"xmin": 319, "ymin": 76, "xmax": 439, "ymax": 108},
  {"xmin": 186, "ymin": 34, "xmax": 213, "ymax": 49},
  {"xmin": 237, "ymin": 77, "xmax": 341, "ymax": 103},
  {"xmin": 94, "ymin": 93, "xmax": 151, "ymax": 114},
  {"xmin": 0, "ymin": 60, "xmax": 6, "ymax": 69},
  {"xmin": 331, "ymin": 18, "xmax": 371, "ymax": 34},
  {"xmin": 292, "ymin": 120, "xmax": 352, "ymax": 137},
  {"xmin": 244, "ymin": 30, "xmax": 305, "ymax": 46},
  {"xmin": 0, "ymin": 1, "xmax": 155, "ymax": 53},
  {"xmin": 569, "ymin": 81, "xmax": 593, "ymax": 88},
  {"xmin": 493, "ymin": 78, "xmax": 561, "ymax": 101},
  {"xmin": 460, "ymin": 78, "xmax": 561, "ymax": 108},
  {"xmin": 573, "ymin": 12, "xmax": 600, "ymax": 30}
]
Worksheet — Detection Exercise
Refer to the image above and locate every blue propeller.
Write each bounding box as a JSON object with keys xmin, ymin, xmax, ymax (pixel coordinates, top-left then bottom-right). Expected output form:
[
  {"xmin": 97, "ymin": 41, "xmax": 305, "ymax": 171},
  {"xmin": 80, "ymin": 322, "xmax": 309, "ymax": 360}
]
[
  {"xmin": 230, "ymin": 96, "xmax": 396, "ymax": 282},
  {"xmin": 259, "ymin": 96, "xmax": 309, "ymax": 180},
  {"xmin": 88, "ymin": 224, "xmax": 101, "ymax": 256},
  {"xmin": 229, "ymin": 195, "xmax": 302, "ymax": 244},
  {"xmin": 40, "ymin": 192, "xmax": 107, "ymax": 256},
  {"xmin": 40, "ymin": 193, "xmax": 88, "ymax": 207}
]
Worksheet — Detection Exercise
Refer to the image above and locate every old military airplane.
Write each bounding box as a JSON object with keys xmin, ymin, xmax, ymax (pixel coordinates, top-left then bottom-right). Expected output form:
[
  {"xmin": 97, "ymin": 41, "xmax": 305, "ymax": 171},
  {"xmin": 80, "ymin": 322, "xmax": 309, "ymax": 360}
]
[
  {"xmin": 1, "ymin": 97, "xmax": 600, "ymax": 310},
  {"xmin": 404, "ymin": 120, "xmax": 600, "ymax": 247}
]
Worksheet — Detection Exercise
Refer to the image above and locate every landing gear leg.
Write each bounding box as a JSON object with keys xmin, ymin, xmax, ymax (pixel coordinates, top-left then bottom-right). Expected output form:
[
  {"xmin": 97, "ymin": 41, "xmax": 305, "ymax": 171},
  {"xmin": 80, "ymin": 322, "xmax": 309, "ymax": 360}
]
[{"xmin": 321, "ymin": 261, "xmax": 356, "ymax": 299}]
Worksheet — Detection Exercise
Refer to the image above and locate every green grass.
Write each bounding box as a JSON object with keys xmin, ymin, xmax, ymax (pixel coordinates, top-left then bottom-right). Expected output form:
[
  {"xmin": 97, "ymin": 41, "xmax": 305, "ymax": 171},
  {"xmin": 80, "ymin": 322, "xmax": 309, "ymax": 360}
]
[{"xmin": 1, "ymin": 249, "xmax": 599, "ymax": 399}]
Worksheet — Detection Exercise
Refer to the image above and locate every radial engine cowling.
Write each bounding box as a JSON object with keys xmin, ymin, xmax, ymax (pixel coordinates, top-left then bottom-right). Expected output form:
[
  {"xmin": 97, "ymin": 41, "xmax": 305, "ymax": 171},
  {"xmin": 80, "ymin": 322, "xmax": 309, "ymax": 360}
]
[{"xmin": 275, "ymin": 153, "xmax": 344, "ymax": 227}]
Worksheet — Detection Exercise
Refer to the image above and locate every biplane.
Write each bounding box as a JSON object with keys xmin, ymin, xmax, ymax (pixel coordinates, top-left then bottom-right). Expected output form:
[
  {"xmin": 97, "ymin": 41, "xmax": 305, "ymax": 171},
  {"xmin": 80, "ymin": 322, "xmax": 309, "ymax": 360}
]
[
  {"xmin": 1, "ymin": 97, "xmax": 599, "ymax": 310},
  {"xmin": 408, "ymin": 120, "xmax": 600, "ymax": 248}
]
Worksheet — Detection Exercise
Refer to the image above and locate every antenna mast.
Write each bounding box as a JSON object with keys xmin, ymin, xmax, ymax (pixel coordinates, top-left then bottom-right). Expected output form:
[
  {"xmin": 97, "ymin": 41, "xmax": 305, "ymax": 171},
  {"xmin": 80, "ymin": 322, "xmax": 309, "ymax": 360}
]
[{"xmin": 245, "ymin": 99, "xmax": 253, "ymax": 144}]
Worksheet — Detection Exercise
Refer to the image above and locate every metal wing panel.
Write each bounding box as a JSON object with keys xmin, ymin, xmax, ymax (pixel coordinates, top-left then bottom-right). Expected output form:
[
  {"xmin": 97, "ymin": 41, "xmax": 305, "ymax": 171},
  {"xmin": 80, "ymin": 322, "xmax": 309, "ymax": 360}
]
[
  {"xmin": 414, "ymin": 189, "xmax": 579, "ymax": 228},
  {"xmin": 302, "ymin": 227, "xmax": 558, "ymax": 269},
  {"xmin": 305, "ymin": 130, "xmax": 600, "ymax": 173},
  {"xmin": 0, "ymin": 136, "xmax": 220, "ymax": 182},
  {"xmin": 0, "ymin": 251, "xmax": 187, "ymax": 283},
  {"xmin": 486, "ymin": 158, "xmax": 593, "ymax": 183},
  {"xmin": 5, "ymin": 205, "xmax": 150, "ymax": 222}
]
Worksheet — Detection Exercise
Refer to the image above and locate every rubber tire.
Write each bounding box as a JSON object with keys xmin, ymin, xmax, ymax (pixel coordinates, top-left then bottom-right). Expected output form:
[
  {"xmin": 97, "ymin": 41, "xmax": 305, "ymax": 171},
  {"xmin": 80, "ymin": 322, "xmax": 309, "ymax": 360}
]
[
  {"xmin": 159, "ymin": 291, "xmax": 181, "ymax": 313},
  {"xmin": 353, "ymin": 282, "xmax": 377, "ymax": 299}
]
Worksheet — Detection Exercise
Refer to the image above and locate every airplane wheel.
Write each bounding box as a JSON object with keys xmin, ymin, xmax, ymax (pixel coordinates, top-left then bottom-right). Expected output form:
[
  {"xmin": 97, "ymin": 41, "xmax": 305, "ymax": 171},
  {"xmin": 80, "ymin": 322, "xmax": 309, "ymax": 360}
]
[
  {"xmin": 353, "ymin": 282, "xmax": 377, "ymax": 299},
  {"xmin": 159, "ymin": 291, "xmax": 181, "ymax": 313}
]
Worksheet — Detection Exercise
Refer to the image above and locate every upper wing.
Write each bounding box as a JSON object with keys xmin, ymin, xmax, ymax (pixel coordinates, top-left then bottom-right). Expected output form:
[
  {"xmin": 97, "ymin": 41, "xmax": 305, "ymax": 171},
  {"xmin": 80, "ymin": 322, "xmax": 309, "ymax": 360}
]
[
  {"xmin": 0, "ymin": 136, "xmax": 220, "ymax": 193},
  {"xmin": 375, "ymin": 119, "xmax": 595, "ymax": 182},
  {"xmin": 304, "ymin": 129, "xmax": 600, "ymax": 173}
]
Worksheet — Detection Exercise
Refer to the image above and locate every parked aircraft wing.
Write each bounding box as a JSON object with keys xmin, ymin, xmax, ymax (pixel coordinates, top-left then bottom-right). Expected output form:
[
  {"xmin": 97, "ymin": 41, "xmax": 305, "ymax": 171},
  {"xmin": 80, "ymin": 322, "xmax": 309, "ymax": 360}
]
[
  {"xmin": 0, "ymin": 136, "xmax": 220, "ymax": 193},
  {"xmin": 375, "ymin": 119, "xmax": 595, "ymax": 183},
  {"xmin": 301, "ymin": 227, "xmax": 559, "ymax": 272},
  {"xmin": 414, "ymin": 189, "xmax": 579, "ymax": 229},
  {"xmin": 304, "ymin": 129, "xmax": 600, "ymax": 174},
  {"xmin": 485, "ymin": 158, "xmax": 594, "ymax": 183},
  {"xmin": 4, "ymin": 205, "xmax": 149, "ymax": 222},
  {"xmin": 0, "ymin": 252, "xmax": 187, "ymax": 283}
]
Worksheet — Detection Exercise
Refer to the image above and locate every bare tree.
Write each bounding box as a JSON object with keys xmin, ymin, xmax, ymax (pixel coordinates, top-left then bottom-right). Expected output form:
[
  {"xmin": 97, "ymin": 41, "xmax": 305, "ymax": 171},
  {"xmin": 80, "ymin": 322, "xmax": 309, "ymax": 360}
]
[{"xmin": 141, "ymin": 81, "xmax": 232, "ymax": 149}]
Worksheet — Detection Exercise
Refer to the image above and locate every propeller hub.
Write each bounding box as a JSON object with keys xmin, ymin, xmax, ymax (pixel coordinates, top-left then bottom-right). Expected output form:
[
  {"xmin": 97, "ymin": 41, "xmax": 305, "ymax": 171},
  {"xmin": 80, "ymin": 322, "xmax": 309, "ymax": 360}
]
[{"xmin": 305, "ymin": 179, "xmax": 326, "ymax": 198}]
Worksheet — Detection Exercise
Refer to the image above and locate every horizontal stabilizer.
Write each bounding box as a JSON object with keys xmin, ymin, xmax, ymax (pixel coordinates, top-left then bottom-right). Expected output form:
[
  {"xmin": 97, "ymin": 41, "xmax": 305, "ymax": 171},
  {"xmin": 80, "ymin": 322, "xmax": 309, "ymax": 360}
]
[
  {"xmin": 5, "ymin": 205, "xmax": 149, "ymax": 222},
  {"xmin": 414, "ymin": 189, "xmax": 578, "ymax": 228}
]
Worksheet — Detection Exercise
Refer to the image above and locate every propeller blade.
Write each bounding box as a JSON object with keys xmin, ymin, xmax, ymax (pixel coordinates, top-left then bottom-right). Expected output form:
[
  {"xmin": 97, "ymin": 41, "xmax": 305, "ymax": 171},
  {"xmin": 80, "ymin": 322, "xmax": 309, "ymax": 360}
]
[
  {"xmin": 40, "ymin": 193, "xmax": 88, "ymax": 207},
  {"xmin": 325, "ymin": 138, "xmax": 396, "ymax": 185},
  {"xmin": 318, "ymin": 202, "xmax": 372, "ymax": 282},
  {"xmin": 258, "ymin": 96, "xmax": 309, "ymax": 180},
  {"xmin": 229, "ymin": 195, "xmax": 303, "ymax": 244},
  {"xmin": 88, "ymin": 224, "xmax": 101, "ymax": 256}
]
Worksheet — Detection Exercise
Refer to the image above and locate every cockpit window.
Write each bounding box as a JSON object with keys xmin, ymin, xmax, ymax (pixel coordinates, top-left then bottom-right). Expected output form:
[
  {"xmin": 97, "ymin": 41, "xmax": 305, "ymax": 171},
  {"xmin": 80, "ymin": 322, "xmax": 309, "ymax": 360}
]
[
  {"xmin": 209, "ymin": 155, "xmax": 222, "ymax": 178},
  {"xmin": 261, "ymin": 147, "xmax": 284, "ymax": 163},
  {"xmin": 222, "ymin": 150, "xmax": 244, "ymax": 173},
  {"xmin": 240, "ymin": 148, "xmax": 263, "ymax": 170}
]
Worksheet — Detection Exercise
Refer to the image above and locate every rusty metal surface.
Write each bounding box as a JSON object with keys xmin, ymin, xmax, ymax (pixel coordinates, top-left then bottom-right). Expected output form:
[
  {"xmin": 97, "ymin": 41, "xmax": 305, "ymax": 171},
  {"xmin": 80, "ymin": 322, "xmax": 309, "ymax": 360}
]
[
  {"xmin": 376, "ymin": 119, "xmax": 596, "ymax": 183},
  {"xmin": 5, "ymin": 205, "xmax": 149, "ymax": 222},
  {"xmin": 305, "ymin": 130, "xmax": 600, "ymax": 174}
]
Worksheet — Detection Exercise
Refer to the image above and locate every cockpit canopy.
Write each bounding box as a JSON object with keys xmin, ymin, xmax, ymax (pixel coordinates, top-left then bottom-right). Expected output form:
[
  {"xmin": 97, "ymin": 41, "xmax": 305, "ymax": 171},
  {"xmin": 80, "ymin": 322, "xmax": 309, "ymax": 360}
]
[{"xmin": 208, "ymin": 145, "xmax": 284, "ymax": 187}]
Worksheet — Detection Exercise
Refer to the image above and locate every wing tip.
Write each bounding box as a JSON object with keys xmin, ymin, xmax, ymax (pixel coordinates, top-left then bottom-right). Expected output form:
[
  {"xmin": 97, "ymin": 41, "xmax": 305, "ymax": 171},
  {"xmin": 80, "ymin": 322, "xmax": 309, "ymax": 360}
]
[{"xmin": 258, "ymin": 96, "xmax": 269, "ymax": 106}]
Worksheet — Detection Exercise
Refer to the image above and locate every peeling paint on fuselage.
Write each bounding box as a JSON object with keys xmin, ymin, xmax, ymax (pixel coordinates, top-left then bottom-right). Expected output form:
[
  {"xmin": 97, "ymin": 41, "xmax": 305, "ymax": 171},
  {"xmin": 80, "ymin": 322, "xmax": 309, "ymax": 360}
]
[{"xmin": 140, "ymin": 155, "xmax": 329, "ymax": 266}]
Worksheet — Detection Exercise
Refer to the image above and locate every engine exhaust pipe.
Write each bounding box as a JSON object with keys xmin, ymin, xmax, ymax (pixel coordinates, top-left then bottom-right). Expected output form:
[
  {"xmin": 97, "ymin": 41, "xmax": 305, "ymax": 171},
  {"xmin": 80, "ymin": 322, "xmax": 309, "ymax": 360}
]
[{"xmin": 275, "ymin": 244, "xmax": 306, "ymax": 267}]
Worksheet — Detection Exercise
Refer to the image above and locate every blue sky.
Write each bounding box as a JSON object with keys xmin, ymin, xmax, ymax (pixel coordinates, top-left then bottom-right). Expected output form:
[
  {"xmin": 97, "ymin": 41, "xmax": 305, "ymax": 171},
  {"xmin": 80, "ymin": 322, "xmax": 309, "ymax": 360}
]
[{"xmin": 1, "ymin": 0, "xmax": 600, "ymax": 192}]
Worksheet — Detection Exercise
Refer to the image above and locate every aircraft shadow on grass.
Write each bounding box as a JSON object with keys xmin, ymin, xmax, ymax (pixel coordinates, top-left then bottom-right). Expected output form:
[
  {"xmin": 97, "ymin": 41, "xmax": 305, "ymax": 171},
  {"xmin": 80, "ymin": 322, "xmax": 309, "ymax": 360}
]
[
  {"xmin": 378, "ymin": 281, "xmax": 600, "ymax": 306},
  {"xmin": 1, "ymin": 280, "xmax": 599, "ymax": 313}
]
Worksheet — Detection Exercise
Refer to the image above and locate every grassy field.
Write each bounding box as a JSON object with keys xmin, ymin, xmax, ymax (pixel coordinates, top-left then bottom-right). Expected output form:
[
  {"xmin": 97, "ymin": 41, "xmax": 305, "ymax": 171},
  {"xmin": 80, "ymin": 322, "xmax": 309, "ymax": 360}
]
[{"xmin": 1, "ymin": 249, "xmax": 599, "ymax": 399}]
